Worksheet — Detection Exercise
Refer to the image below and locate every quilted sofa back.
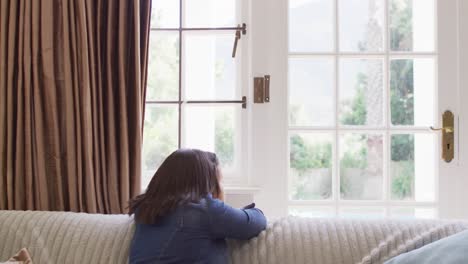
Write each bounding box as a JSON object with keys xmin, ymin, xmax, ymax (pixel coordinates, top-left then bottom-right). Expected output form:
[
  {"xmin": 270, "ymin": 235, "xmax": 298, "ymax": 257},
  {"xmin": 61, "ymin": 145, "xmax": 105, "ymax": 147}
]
[
  {"xmin": 1, "ymin": 210, "xmax": 467, "ymax": 264},
  {"xmin": 0, "ymin": 211, "xmax": 134, "ymax": 264}
]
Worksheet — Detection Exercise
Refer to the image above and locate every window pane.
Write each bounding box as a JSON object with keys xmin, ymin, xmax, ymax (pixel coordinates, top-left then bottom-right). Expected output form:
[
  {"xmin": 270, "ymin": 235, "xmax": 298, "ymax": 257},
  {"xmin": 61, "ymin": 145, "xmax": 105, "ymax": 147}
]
[
  {"xmin": 390, "ymin": 207, "xmax": 437, "ymax": 219},
  {"xmin": 142, "ymin": 105, "xmax": 179, "ymax": 187},
  {"xmin": 289, "ymin": 206, "xmax": 335, "ymax": 218},
  {"xmin": 390, "ymin": 58, "xmax": 435, "ymax": 126},
  {"xmin": 339, "ymin": 58, "xmax": 384, "ymax": 126},
  {"xmin": 184, "ymin": 105, "xmax": 239, "ymax": 170},
  {"xmin": 339, "ymin": 0, "xmax": 384, "ymax": 52},
  {"xmin": 184, "ymin": 0, "xmax": 236, "ymax": 28},
  {"xmin": 289, "ymin": 58, "xmax": 334, "ymax": 126},
  {"xmin": 184, "ymin": 33, "xmax": 237, "ymax": 100},
  {"xmin": 146, "ymin": 32, "xmax": 179, "ymax": 101},
  {"xmin": 151, "ymin": 0, "xmax": 180, "ymax": 28},
  {"xmin": 391, "ymin": 134, "xmax": 436, "ymax": 201},
  {"xmin": 390, "ymin": 0, "xmax": 435, "ymax": 52},
  {"xmin": 339, "ymin": 207, "xmax": 385, "ymax": 218},
  {"xmin": 289, "ymin": 0, "xmax": 334, "ymax": 52},
  {"xmin": 289, "ymin": 133, "xmax": 333, "ymax": 200},
  {"xmin": 340, "ymin": 133, "xmax": 383, "ymax": 200}
]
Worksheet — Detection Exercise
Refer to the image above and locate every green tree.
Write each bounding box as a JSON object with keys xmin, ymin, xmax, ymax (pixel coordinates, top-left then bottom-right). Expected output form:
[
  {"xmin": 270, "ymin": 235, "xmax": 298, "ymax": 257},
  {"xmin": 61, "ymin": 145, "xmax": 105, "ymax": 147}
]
[
  {"xmin": 290, "ymin": 135, "xmax": 332, "ymax": 175},
  {"xmin": 337, "ymin": 0, "xmax": 416, "ymax": 199},
  {"xmin": 142, "ymin": 12, "xmax": 180, "ymax": 184},
  {"xmin": 290, "ymin": 134, "xmax": 332, "ymax": 199},
  {"xmin": 391, "ymin": 60, "xmax": 414, "ymax": 125},
  {"xmin": 143, "ymin": 107, "xmax": 177, "ymax": 170},
  {"xmin": 390, "ymin": 0, "xmax": 413, "ymax": 51},
  {"xmin": 339, "ymin": 63, "xmax": 415, "ymax": 199},
  {"xmin": 341, "ymin": 73, "xmax": 368, "ymax": 125},
  {"xmin": 215, "ymin": 111, "xmax": 234, "ymax": 166},
  {"xmin": 339, "ymin": 135, "xmax": 369, "ymax": 197},
  {"xmin": 389, "ymin": 0, "xmax": 416, "ymax": 199},
  {"xmin": 391, "ymin": 135, "xmax": 415, "ymax": 199}
]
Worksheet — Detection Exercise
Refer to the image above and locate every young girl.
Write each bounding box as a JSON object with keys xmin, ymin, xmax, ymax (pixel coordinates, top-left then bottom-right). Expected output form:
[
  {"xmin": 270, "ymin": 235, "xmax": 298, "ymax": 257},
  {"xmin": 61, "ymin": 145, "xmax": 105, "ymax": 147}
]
[{"xmin": 128, "ymin": 149, "xmax": 267, "ymax": 264}]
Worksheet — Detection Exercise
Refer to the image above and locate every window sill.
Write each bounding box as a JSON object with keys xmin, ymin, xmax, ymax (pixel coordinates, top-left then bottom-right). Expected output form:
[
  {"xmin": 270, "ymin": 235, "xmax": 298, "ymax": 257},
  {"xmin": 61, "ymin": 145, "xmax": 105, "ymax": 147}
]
[{"xmin": 224, "ymin": 186, "xmax": 261, "ymax": 195}]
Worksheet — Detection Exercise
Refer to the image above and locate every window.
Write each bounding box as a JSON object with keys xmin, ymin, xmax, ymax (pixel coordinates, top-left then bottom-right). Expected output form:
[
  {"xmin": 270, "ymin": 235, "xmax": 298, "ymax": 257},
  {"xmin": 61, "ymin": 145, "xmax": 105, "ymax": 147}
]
[
  {"xmin": 142, "ymin": 0, "xmax": 247, "ymax": 188},
  {"xmin": 288, "ymin": 0, "xmax": 438, "ymax": 218}
]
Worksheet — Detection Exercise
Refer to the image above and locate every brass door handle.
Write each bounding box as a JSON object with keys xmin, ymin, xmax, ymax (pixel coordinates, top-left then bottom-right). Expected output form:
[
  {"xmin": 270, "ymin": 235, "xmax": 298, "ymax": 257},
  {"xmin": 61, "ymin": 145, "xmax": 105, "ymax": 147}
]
[
  {"xmin": 430, "ymin": 126, "xmax": 454, "ymax": 133},
  {"xmin": 431, "ymin": 110, "xmax": 455, "ymax": 163}
]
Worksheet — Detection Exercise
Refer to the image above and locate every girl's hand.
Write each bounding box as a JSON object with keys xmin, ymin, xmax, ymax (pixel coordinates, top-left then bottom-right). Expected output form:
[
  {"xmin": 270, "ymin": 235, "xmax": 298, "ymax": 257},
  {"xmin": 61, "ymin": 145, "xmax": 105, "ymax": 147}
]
[{"xmin": 242, "ymin": 203, "xmax": 255, "ymax": 209}]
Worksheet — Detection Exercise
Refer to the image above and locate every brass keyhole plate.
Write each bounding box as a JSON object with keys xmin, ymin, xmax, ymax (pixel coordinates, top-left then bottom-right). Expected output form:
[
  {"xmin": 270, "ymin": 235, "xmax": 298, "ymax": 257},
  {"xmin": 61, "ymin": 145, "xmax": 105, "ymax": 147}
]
[{"xmin": 441, "ymin": 110, "xmax": 454, "ymax": 163}]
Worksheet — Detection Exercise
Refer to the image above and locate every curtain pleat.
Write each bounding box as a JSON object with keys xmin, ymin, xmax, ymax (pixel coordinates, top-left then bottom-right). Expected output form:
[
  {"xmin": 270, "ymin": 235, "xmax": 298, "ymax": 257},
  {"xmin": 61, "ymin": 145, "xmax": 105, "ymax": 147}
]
[{"xmin": 0, "ymin": 0, "xmax": 151, "ymax": 214}]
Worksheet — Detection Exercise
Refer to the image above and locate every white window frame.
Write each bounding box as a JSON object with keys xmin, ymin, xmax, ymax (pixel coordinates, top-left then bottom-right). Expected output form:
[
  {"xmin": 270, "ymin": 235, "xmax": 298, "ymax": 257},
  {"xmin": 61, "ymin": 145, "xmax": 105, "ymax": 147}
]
[
  {"xmin": 143, "ymin": 0, "xmax": 251, "ymax": 189},
  {"xmin": 144, "ymin": 0, "xmax": 468, "ymax": 219}
]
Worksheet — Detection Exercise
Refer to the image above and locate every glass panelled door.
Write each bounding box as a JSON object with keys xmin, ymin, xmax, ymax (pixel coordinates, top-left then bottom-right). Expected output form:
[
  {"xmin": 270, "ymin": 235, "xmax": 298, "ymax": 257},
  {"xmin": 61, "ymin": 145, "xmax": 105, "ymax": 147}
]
[
  {"xmin": 250, "ymin": 0, "xmax": 467, "ymax": 219},
  {"xmin": 288, "ymin": 0, "xmax": 438, "ymax": 218}
]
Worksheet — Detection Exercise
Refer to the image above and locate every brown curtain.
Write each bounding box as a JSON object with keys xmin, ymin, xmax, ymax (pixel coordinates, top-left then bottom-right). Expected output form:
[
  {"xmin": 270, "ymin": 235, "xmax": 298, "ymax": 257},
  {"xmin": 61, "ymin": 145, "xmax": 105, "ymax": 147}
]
[{"xmin": 0, "ymin": 0, "xmax": 152, "ymax": 214}]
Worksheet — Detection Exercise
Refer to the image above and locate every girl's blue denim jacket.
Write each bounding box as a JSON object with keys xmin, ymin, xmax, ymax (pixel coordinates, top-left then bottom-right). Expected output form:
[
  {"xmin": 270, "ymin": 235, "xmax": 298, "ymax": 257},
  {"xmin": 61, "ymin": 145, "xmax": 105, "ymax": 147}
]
[{"xmin": 129, "ymin": 194, "xmax": 267, "ymax": 264}]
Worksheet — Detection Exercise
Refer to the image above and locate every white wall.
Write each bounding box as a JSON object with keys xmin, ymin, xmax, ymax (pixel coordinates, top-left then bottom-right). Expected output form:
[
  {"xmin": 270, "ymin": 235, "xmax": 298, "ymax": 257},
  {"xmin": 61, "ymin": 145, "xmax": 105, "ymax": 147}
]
[
  {"xmin": 248, "ymin": 0, "xmax": 289, "ymax": 219},
  {"xmin": 456, "ymin": 0, "xmax": 468, "ymax": 219}
]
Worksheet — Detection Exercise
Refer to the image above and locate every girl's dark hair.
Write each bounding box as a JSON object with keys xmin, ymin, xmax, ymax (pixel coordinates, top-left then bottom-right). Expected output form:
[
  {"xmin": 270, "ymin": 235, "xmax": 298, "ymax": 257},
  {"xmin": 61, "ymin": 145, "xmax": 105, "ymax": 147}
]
[{"xmin": 128, "ymin": 149, "xmax": 222, "ymax": 224}]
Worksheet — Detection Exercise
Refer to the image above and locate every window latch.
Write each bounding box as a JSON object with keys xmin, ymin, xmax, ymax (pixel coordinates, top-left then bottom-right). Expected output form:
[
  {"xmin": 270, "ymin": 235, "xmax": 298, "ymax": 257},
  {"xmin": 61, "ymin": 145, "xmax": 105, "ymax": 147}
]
[
  {"xmin": 253, "ymin": 75, "xmax": 270, "ymax": 104},
  {"xmin": 232, "ymin": 23, "xmax": 247, "ymax": 58}
]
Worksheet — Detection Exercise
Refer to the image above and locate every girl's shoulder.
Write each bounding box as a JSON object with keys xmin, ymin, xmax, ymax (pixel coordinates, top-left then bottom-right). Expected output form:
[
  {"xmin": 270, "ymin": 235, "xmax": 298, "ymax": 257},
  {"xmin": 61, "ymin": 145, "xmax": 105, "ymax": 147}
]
[{"xmin": 185, "ymin": 194, "xmax": 225, "ymax": 214}]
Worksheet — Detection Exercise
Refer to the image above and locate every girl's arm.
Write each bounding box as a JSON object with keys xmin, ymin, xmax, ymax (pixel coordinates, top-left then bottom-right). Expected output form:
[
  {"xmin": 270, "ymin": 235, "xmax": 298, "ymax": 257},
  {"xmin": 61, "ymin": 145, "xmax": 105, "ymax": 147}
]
[{"xmin": 208, "ymin": 198, "xmax": 267, "ymax": 240}]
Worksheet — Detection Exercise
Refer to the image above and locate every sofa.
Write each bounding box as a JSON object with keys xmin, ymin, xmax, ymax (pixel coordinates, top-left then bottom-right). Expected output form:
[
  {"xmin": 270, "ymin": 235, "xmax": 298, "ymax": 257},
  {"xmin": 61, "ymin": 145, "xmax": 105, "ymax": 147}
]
[{"xmin": 1, "ymin": 210, "xmax": 467, "ymax": 264}]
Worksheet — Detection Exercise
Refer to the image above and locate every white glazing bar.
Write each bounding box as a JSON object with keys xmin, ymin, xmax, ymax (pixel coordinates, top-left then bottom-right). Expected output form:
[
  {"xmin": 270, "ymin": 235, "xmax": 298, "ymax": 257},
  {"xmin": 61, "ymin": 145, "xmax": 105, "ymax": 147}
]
[
  {"xmin": 384, "ymin": 0, "xmax": 391, "ymax": 216},
  {"xmin": 289, "ymin": 200, "xmax": 437, "ymax": 207},
  {"xmin": 289, "ymin": 52, "xmax": 437, "ymax": 57},
  {"xmin": 333, "ymin": 0, "xmax": 340, "ymax": 216}
]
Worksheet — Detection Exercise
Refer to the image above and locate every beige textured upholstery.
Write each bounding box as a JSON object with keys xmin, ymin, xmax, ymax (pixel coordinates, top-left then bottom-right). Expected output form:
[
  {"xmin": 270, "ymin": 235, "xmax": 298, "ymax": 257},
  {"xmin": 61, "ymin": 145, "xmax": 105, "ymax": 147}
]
[
  {"xmin": 228, "ymin": 217, "xmax": 468, "ymax": 264},
  {"xmin": 1, "ymin": 210, "xmax": 467, "ymax": 264},
  {"xmin": 0, "ymin": 211, "xmax": 134, "ymax": 264}
]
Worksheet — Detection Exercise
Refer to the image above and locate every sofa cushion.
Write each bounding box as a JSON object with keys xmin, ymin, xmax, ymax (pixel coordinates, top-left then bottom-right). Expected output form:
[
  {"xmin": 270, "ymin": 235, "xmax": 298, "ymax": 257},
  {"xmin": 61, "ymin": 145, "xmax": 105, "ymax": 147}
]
[{"xmin": 384, "ymin": 229, "xmax": 468, "ymax": 264}]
